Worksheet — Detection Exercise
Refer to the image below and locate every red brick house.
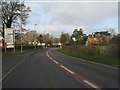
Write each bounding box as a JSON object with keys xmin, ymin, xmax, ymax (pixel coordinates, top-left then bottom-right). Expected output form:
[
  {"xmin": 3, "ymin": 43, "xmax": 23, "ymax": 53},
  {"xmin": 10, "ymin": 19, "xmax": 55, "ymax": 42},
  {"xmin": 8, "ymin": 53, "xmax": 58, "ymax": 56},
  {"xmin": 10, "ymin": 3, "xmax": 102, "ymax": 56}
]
[{"xmin": 87, "ymin": 31, "xmax": 110, "ymax": 45}]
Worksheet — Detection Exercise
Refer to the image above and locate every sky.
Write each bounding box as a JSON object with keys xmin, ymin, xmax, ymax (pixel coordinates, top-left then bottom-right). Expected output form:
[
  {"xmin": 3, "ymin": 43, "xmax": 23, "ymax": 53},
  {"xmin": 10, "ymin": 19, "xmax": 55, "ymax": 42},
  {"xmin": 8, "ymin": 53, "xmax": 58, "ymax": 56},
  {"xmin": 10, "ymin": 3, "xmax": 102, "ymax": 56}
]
[{"xmin": 24, "ymin": 0, "xmax": 118, "ymax": 38}]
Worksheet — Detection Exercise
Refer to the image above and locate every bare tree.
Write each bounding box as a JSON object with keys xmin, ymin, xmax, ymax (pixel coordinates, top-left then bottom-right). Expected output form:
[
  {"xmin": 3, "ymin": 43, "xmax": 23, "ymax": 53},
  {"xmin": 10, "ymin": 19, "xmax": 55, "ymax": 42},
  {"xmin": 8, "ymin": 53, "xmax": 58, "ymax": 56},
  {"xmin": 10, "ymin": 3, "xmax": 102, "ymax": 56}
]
[
  {"xmin": 0, "ymin": 1, "xmax": 31, "ymax": 37},
  {"xmin": 108, "ymin": 28, "xmax": 116, "ymax": 37}
]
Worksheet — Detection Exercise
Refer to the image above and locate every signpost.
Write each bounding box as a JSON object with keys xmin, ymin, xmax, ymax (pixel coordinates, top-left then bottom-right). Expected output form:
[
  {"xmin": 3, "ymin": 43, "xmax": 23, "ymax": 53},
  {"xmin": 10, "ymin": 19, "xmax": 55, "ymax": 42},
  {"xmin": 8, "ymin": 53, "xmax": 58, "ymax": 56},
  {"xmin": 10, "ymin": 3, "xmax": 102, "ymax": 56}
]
[{"xmin": 4, "ymin": 28, "xmax": 14, "ymax": 49}]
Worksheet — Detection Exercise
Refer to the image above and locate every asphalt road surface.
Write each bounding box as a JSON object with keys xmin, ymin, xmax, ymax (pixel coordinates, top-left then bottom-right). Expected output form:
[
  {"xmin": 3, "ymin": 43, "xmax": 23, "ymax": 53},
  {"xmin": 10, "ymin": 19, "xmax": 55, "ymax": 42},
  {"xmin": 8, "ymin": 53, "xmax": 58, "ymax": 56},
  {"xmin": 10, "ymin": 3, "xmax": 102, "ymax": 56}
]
[{"xmin": 2, "ymin": 48, "xmax": 119, "ymax": 89}]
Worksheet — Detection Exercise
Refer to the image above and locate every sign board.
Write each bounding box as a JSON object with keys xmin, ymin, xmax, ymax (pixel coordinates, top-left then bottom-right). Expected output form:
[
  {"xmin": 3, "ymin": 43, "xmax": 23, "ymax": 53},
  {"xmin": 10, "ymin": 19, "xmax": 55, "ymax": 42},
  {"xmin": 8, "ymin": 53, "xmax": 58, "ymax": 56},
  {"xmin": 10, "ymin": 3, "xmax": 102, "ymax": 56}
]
[{"xmin": 4, "ymin": 28, "xmax": 14, "ymax": 48}]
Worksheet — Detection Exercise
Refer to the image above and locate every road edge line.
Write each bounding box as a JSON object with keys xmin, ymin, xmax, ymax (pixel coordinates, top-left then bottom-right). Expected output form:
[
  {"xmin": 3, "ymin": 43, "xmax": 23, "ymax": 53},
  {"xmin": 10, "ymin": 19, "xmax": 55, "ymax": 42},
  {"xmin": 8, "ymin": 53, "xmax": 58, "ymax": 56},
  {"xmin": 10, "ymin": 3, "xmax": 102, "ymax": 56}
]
[
  {"xmin": 57, "ymin": 51, "xmax": 119, "ymax": 70},
  {"xmin": 83, "ymin": 80, "xmax": 99, "ymax": 88},
  {"xmin": 60, "ymin": 65, "xmax": 75, "ymax": 74},
  {"xmin": 1, "ymin": 51, "xmax": 37, "ymax": 82},
  {"xmin": 46, "ymin": 50, "xmax": 102, "ymax": 89}
]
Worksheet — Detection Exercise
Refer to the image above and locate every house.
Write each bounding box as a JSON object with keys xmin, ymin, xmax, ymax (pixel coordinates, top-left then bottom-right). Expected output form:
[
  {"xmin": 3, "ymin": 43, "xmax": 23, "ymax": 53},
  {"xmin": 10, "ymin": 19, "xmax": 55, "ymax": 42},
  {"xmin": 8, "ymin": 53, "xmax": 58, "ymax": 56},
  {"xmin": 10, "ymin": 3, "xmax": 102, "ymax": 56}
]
[
  {"xmin": 87, "ymin": 31, "xmax": 110, "ymax": 45},
  {"xmin": 87, "ymin": 34, "xmax": 98, "ymax": 44}
]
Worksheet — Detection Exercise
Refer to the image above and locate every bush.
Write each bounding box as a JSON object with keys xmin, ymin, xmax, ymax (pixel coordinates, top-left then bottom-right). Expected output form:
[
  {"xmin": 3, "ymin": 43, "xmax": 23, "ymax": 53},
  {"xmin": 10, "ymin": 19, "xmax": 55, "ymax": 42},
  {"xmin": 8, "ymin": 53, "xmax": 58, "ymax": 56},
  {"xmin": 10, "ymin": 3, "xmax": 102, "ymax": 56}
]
[
  {"xmin": 106, "ymin": 44, "xmax": 118, "ymax": 59},
  {"xmin": 82, "ymin": 45, "xmax": 100, "ymax": 56},
  {"xmin": 62, "ymin": 43, "xmax": 119, "ymax": 60},
  {"xmin": 63, "ymin": 45, "xmax": 100, "ymax": 56},
  {"xmin": 63, "ymin": 45, "xmax": 80, "ymax": 52},
  {"xmin": 110, "ymin": 34, "xmax": 120, "ymax": 44},
  {"xmin": 107, "ymin": 34, "xmax": 120, "ymax": 59}
]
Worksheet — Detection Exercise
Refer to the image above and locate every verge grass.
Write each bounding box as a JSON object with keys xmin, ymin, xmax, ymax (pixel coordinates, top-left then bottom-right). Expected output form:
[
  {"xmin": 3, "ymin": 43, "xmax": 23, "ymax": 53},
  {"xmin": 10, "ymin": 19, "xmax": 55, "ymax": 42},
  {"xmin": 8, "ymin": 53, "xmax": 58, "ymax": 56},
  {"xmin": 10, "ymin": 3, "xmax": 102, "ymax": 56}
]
[
  {"xmin": 2, "ymin": 47, "xmax": 43, "ymax": 56},
  {"xmin": 57, "ymin": 45, "xmax": 119, "ymax": 67}
]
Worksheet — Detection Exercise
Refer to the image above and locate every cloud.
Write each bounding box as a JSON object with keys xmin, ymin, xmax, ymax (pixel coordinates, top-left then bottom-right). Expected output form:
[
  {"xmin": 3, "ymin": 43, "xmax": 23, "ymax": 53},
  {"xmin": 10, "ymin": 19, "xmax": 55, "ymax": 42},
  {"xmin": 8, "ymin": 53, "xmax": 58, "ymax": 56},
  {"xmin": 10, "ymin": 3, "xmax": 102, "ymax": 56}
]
[
  {"xmin": 35, "ymin": 24, "xmax": 64, "ymax": 37},
  {"xmin": 25, "ymin": 1, "xmax": 118, "ymax": 37},
  {"xmin": 47, "ymin": 2, "xmax": 118, "ymax": 25}
]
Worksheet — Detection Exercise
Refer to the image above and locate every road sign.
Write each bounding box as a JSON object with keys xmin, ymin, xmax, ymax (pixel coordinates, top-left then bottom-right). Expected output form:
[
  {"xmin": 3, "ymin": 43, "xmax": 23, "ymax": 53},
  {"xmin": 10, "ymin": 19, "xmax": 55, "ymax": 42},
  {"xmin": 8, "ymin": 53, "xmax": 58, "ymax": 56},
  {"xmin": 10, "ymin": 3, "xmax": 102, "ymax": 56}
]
[{"xmin": 4, "ymin": 28, "xmax": 14, "ymax": 48}]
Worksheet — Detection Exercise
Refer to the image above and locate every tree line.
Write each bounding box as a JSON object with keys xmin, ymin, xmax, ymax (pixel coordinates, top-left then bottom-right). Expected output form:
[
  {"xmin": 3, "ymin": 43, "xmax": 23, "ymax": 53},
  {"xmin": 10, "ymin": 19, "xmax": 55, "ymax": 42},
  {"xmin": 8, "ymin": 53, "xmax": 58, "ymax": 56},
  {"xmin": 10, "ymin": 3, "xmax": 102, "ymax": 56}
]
[{"xmin": 0, "ymin": 1, "xmax": 119, "ymax": 48}]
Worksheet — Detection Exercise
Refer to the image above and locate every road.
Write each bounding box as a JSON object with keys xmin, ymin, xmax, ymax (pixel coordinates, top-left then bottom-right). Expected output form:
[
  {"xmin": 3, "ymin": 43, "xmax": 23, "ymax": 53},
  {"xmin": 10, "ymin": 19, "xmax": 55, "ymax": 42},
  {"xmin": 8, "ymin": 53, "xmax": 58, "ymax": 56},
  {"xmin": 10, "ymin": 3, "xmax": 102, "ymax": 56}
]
[{"xmin": 2, "ymin": 48, "xmax": 119, "ymax": 89}]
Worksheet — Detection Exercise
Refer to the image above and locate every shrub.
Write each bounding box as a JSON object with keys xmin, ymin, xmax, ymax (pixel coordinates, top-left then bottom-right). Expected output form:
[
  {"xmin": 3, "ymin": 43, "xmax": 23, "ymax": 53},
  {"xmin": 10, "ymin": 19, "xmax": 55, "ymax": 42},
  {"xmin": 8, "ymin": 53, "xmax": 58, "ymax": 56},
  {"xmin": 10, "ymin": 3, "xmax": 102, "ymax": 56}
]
[
  {"xmin": 106, "ymin": 44, "xmax": 118, "ymax": 59},
  {"xmin": 110, "ymin": 34, "xmax": 120, "ymax": 44},
  {"xmin": 64, "ymin": 45, "xmax": 82, "ymax": 53},
  {"xmin": 63, "ymin": 45, "xmax": 100, "ymax": 56},
  {"xmin": 107, "ymin": 34, "xmax": 120, "ymax": 59},
  {"xmin": 82, "ymin": 45, "xmax": 100, "ymax": 56}
]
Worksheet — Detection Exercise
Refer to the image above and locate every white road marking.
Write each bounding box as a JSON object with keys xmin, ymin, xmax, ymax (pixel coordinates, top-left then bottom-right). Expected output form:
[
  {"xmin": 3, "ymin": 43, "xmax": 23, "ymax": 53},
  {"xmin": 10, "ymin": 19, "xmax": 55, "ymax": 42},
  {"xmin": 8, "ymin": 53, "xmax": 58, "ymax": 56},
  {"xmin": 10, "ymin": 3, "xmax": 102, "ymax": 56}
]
[
  {"xmin": 49, "ymin": 57, "xmax": 53, "ymax": 60},
  {"xmin": 83, "ymin": 80, "xmax": 99, "ymax": 88},
  {"xmin": 46, "ymin": 51, "xmax": 49, "ymax": 56},
  {"xmin": 52, "ymin": 60, "xmax": 59, "ymax": 64},
  {"xmin": 47, "ymin": 54, "xmax": 49, "ymax": 57},
  {"xmin": 46, "ymin": 50, "xmax": 102, "ymax": 89},
  {"xmin": 0, "ymin": 65, "xmax": 17, "ymax": 81},
  {"xmin": 0, "ymin": 59, "xmax": 24, "ymax": 82},
  {"xmin": 58, "ymin": 52, "xmax": 118, "ymax": 70},
  {"xmin": 60, "ymin": 65, "xmax": 75, "ymax": 74},
  {"xmin": 46, "ymin": 51, "xmax": 75, "ymax": 74},
  {"xmin": 47, "ymin": 52, "xmax": 53, "ymax": 60}
]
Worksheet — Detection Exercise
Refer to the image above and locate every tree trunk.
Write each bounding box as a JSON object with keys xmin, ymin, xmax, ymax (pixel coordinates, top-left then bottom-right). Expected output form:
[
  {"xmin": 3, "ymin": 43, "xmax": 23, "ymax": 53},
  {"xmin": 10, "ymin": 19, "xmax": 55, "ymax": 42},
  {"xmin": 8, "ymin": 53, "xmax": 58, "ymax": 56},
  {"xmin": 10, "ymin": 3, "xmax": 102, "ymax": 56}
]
[
  {"xmin": 2, "ymin": 22, "xmax": 4, "ymax": 38},
  {"xmin": 6, "ymin": 19, "xmax": 12, "ymax": 28}
]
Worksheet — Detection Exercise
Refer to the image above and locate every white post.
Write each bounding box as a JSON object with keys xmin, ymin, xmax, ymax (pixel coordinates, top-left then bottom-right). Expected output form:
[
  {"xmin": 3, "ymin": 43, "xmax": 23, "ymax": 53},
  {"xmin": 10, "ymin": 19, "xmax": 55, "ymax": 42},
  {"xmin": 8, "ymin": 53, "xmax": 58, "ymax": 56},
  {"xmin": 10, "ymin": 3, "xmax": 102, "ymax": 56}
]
[
  {"xmin": 20, "ymin": 15, "xmax": 23, "ymax": 53},
  {"xmin": 19, "ymin": 3, "xmax": 23, "ymax": 53},
  {"xmin": 13, "ymin": 29, "xmax": 15, "ymax": 53},
  {"xmin": 34, "ymin": 24, "xmax": 37, "ymax": 50}
]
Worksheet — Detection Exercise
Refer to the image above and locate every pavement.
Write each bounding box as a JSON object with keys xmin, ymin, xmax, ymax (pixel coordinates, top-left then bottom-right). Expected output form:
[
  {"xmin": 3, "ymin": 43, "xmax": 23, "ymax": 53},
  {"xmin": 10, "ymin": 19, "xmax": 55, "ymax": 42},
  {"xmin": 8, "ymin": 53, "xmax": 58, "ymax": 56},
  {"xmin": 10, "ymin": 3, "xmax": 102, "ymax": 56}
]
[{"xmin": 2, "ymin": 48, "xmax": 119, "ymax": 89}]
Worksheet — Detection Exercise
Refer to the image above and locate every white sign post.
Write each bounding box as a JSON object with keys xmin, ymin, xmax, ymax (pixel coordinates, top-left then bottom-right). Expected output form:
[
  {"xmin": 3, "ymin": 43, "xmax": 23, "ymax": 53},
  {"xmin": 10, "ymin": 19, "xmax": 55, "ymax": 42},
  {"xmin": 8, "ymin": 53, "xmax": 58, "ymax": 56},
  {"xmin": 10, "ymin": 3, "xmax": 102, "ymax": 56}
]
[{"xmin": 4, "ymin": 28, "xmax": 14, "ymax": 48}]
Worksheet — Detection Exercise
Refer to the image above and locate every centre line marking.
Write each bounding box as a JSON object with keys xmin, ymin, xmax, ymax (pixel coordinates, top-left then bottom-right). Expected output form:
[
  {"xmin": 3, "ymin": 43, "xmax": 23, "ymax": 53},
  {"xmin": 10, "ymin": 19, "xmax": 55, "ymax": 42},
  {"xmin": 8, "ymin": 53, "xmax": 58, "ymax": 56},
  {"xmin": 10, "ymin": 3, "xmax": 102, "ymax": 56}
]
[
  {"xmin": 83, "ymin": 80, "xmax": 99, "ymax": 88},
  {"xmin": 46, "ymin": 51, "xmax": 102, "ymax": 89},
  {"xmin": 60, "ymin": 65, "xmax": 75, "ymax": 75},
  {"xmin": 49, "ymin": 57, "xmax": 53, "ymax": 60},
  {"xmin": 52, "ymin": 60, "xmax": 59, "ymax": 64}
]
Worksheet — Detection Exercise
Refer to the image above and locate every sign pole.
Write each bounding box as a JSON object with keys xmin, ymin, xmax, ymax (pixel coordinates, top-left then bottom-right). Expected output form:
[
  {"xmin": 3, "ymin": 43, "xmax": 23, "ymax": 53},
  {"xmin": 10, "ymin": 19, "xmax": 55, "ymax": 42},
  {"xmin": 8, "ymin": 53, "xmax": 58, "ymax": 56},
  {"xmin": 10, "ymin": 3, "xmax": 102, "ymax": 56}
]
[
  {"xmin": 13, "ymin": 29, "xmax": 15, "ymax": 53},
  {"xmin": 4, "ymin": 43, "xmax": 6, "ymax": 53}
]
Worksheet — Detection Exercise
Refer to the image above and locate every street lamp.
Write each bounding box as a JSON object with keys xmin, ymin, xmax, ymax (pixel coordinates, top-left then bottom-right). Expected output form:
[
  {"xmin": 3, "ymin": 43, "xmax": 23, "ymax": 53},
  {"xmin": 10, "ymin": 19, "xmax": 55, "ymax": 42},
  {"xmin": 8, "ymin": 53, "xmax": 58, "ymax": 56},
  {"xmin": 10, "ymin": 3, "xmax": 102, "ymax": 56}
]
[
  {"xmin": 20, "ymin": 14, "xmax": 23, "ymax": 53},
  {"xmin": 34, "ymin": 24, "xmax": 37, "ymax": 50},
  {"xmin": 16, "ymin": 10, "xmax": 23, "ymax": 53},
  {"xmin": 13, "ymin": 25, "xmax": 16, "ymax": 54},
  {"xmin": 13, "ymin": 1, "xmax": 25, "ymax": 53}
]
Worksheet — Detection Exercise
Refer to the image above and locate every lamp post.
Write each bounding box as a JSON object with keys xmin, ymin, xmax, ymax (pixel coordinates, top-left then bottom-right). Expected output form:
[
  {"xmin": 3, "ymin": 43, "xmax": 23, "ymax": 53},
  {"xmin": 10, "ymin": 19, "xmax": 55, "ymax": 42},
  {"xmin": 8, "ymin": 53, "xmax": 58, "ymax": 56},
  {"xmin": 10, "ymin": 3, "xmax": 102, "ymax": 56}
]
[
  {"xmin": 13, "ymin": 25, "xmax": 16, "ymax": 54},
  {"xmin": 34, "ymin": 24, "xmax": 37, "ymax": 50},
  {"xmin": 20, "ymin": 15, "xmax": 23, "ymax": 53},
  {"xmin": 17, "ymin": 8, "xmax": 23, "ymax": 53}
]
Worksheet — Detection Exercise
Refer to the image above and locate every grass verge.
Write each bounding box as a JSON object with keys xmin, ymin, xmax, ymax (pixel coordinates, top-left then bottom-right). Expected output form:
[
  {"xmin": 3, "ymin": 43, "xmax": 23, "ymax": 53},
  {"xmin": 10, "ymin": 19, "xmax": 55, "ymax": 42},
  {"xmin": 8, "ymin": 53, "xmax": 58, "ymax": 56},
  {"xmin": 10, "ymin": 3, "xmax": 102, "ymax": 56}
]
[
  {"xmin": 2, "ymin": 48, "xmax": 42, "ymax": 56},
  {"xmin": 57, "ymin": 48, "xmax": 119, "ymax": 67}
]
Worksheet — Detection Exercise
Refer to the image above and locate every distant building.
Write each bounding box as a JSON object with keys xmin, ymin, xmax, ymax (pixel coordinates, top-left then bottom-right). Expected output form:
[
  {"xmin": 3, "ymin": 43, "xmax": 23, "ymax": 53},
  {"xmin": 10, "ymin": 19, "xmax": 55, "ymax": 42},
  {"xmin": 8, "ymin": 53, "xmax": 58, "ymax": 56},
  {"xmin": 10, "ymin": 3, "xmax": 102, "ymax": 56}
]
[
  {"xmin": 87, "ymin": 34, "xmax": 99, "ymax": 44},
  {"xmin": 87, "ymin": 31, "xmax": 110, "ymax": 45},
  {"xmin": 21, "ymin": 30, "xmax": 38, "ymax": 45}
]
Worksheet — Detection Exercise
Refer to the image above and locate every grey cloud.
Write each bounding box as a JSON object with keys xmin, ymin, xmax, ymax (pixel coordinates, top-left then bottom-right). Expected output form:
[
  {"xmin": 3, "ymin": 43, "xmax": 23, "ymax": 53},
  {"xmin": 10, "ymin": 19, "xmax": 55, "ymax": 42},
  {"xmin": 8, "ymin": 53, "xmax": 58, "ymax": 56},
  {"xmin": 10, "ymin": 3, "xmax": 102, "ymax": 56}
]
[
  {"xmin": 47, "ymin": 2, "xmax": 118, "ymax": 26},
  {"xmin": 25, "ymin": 1, "xmax": 118, "ymax": 37},
  {"xmin": 26, "ymin": 1, "xmax": 118, "ymax": 26}
]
